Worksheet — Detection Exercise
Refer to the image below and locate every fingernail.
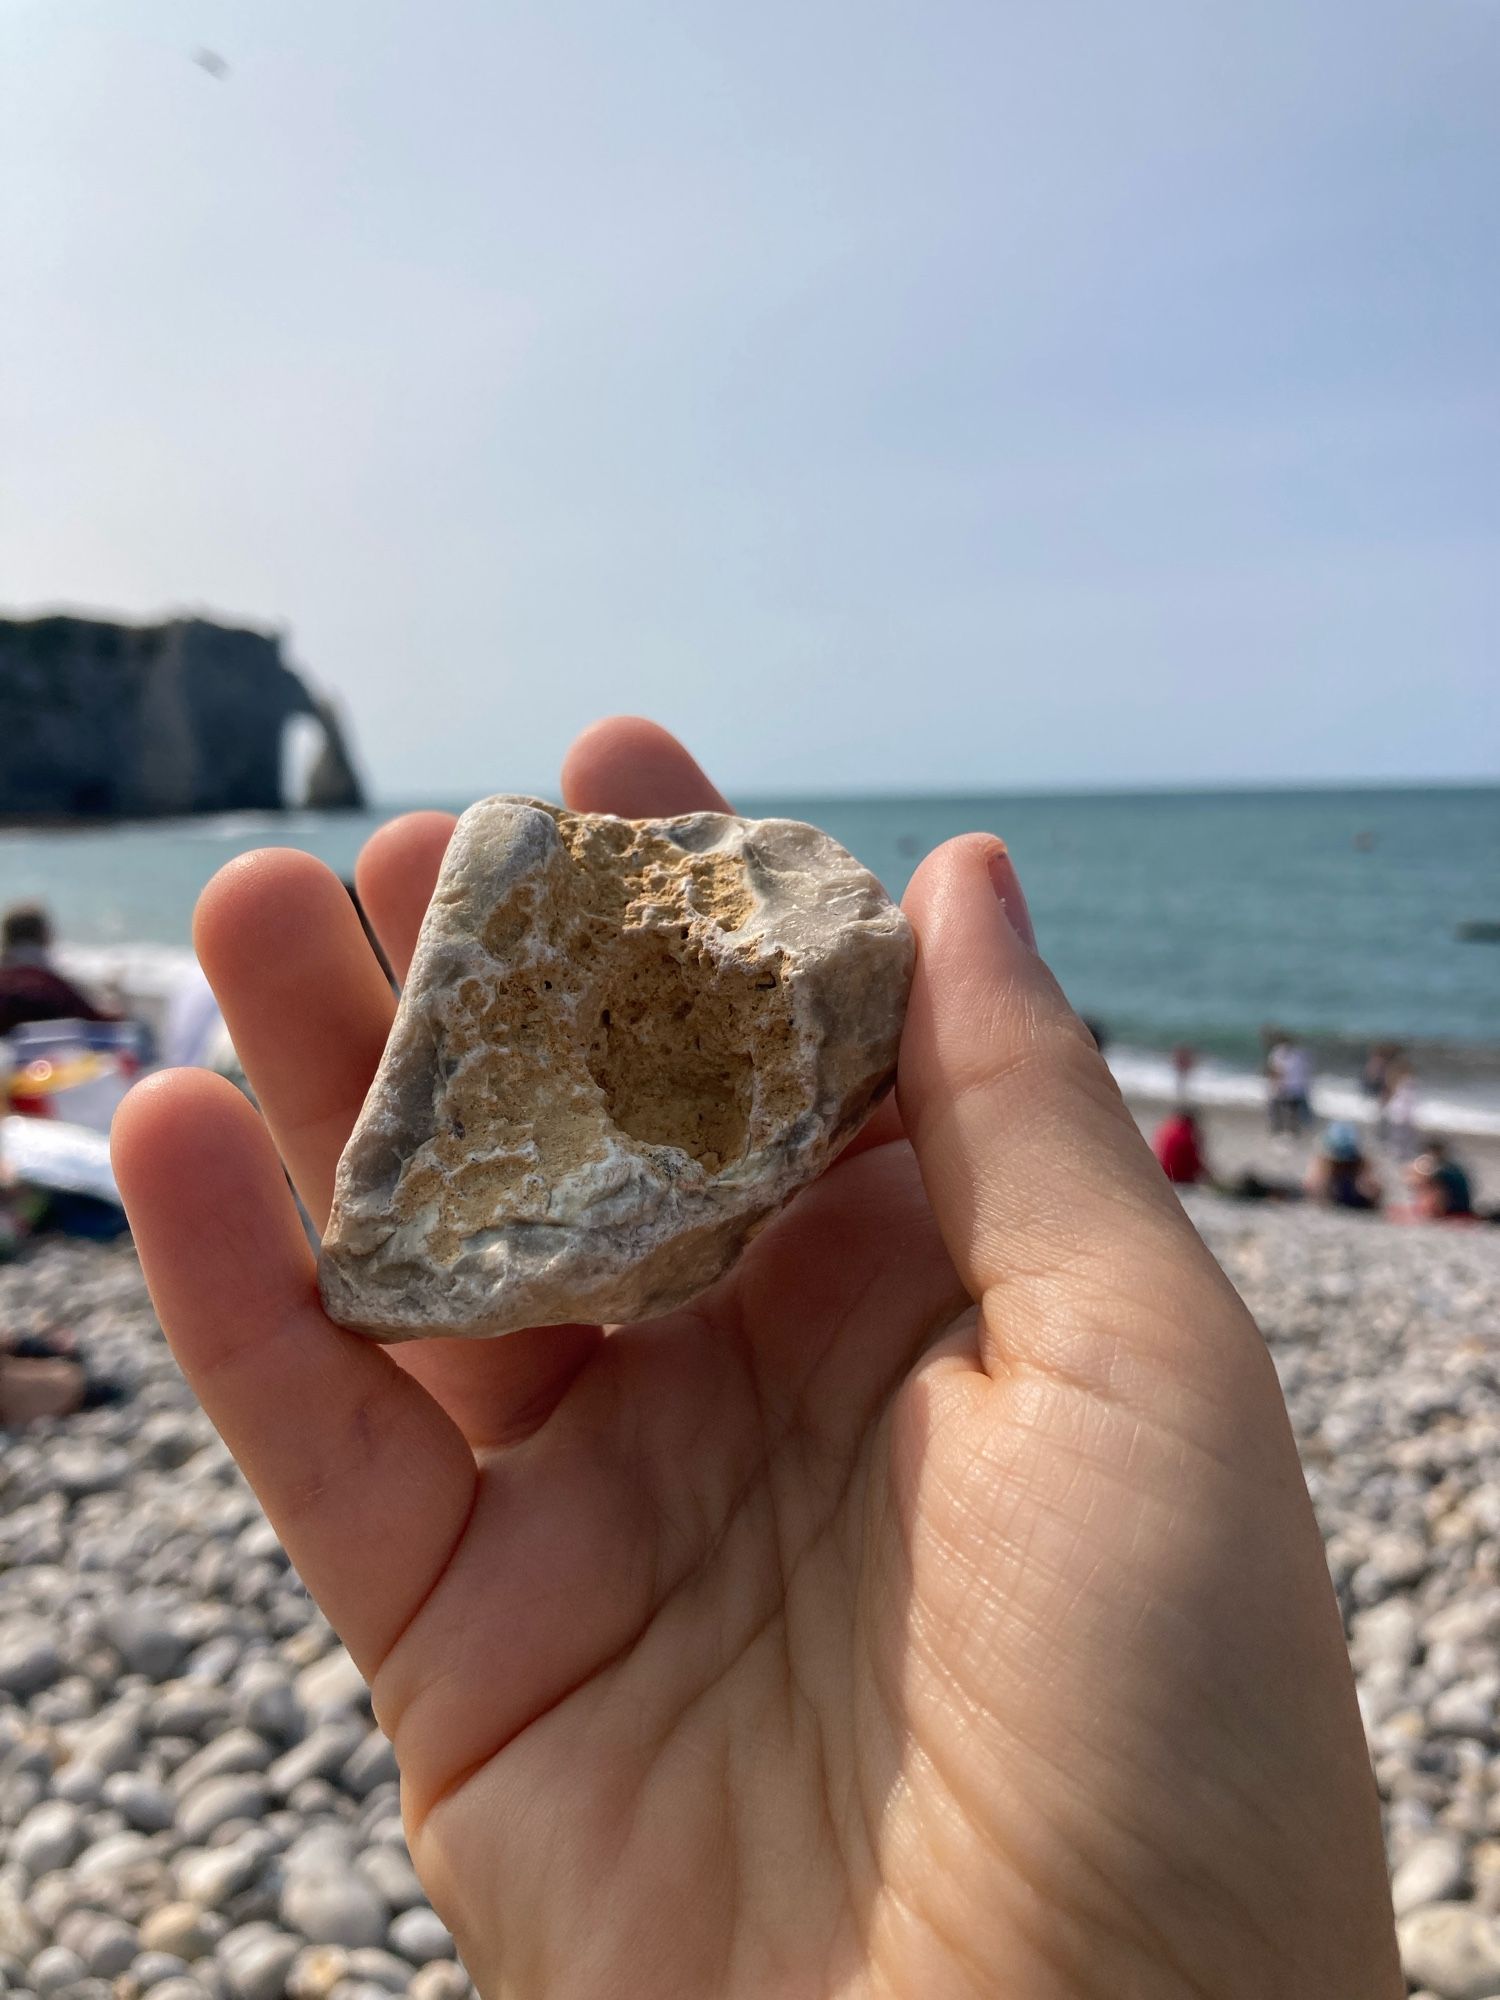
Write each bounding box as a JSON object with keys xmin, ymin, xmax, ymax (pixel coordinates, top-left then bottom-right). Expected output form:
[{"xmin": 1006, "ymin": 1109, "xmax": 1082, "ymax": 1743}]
[{"xmin": 986, "ymin": 843, "xmax": 1036, "ymax": 951}]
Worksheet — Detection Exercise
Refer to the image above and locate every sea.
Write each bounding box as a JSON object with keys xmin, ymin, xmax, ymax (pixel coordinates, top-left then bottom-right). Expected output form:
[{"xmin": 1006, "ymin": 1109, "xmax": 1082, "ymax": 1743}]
[{"xmin": 3, "ymin": 784, "xmax": 1498, "ymax": 1136}]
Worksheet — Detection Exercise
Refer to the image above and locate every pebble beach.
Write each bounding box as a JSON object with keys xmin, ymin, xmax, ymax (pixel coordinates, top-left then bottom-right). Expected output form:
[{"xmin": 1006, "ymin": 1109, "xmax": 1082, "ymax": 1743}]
[
  {"xmin": 2, "ymin": 1198, "xmax": 1499, "ymax": 1999},
  {"xmin": 0, "ymin": 1239, "xmax": 470, "ymax": 2000}
]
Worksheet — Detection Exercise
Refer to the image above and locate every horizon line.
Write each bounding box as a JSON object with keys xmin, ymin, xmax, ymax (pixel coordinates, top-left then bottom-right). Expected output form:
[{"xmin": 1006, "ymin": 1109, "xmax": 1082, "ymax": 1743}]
[{"xmin": 376, "ymin": 774, "xmax": 1500, "ymax": 810}]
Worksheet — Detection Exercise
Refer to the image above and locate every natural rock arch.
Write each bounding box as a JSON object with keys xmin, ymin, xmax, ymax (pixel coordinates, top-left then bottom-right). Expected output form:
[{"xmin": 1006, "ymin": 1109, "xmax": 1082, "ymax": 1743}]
[{"xmin": 0, "ymin": 614, "xmax": 366, "ymax": 819}]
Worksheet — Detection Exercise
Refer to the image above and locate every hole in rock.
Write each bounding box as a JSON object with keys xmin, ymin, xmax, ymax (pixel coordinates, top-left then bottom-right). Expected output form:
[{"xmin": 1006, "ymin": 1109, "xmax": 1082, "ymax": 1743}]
[{"xmin": 583, "ymin": 931, "xmax": 779, "ymax": 1170}]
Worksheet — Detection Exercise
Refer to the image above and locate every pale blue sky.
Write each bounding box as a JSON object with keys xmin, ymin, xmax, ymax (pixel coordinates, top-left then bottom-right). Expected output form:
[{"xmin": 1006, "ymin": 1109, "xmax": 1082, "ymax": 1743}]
[{"xmin": 3, "ymin": 0, "xmax": 1497, "ymax": 796}]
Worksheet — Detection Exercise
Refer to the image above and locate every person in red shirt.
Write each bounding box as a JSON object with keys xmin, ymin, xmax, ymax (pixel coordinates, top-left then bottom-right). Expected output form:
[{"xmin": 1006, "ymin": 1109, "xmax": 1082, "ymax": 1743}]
[
  {"xmin": 0, "ymin": 903, "xmax": 113, "ymax": 1040},
  {"xmin": 1153, "ymin": 1107, "xmax": 1208, "ymax": 1185}
]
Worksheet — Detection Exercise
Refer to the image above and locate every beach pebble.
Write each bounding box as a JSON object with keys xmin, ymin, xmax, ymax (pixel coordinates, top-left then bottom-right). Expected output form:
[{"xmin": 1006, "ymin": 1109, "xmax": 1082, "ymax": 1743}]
[
  {"xmin": 1398, "ymin": 1901, "xmax": 1500, "ymax": 1998},
  {"xmin": 217, "ymin": 1926, "xmax": 300, "ymax": 2000},
  {"xmin": 1394, "ymin": 1836, "xmax": 1472, "ymax": 1917},
  {"xmin": 268, "ymin": 1724, "xmax": 364, "ymax": 1799},
  {"xmin": 388, "ymin": 1908, "xmax": 454, "ymax": 1964},
  {"xmin": 69, "ymin": 1714, "xmax": 144, "ymax": 1775},
  {"xmin": 103, "ymin": 1773, "xmax": 176, "ymax": 1833},
  {"xmin": 103, "ymin": 1602, "xmax": 192, "ymax": 1682},
  {"xmin": 172, "ymin": 1731, "xmax": 275, "ymax": 1797},
  {"xmin": 51, "ymin": 1760, "xmax": 105, "ymax": 1806},
  {"xmin": 408, "ymin": 1964, "xmax": 473, "ymax": 2000},
  {"xmin": 279, "ymin": 1874, "xmax": 388, "ymax": 1952},
  {"xmin": 234, "ymin": 1667, "xmax": 302, "ymax": 1746},
  {"xmin": 0, "ymin": 1629, "xmax": 61, "ymax": 1701},
  {"xmin": 68, "ymin": 1914, "xmax": 139, "ymax": 1978},
  {"xmin": 176, "ymin": 1778, "xmax": 270, "ymax": 1845},
  {"xmin": 1430, "ymin": 1676, "xmax": 1500, "ymax": 1743},
  {"xmin": 294, "ymin": 1651, "xmax": 369, "ymax": 1722},
  {"xmin": 150, "ymin": 1687, "xmax": 233, "ymax": 1742},
  {"xmin": 338, "ymin": 1735, "xmax": 398, "ymax": 1802},
  {"xmin": 138, "ymin": 1905, "xmax": 224, "ymax": 1962},
  {"xmin": 341, "ymin": 1948, "xmax": 411, "ymax": 1991},
  {"xmin": 285, "ymin": 1945, "xmax": 349, "ymax": 2000},
  {"xmin": 175, "ymin": 1842, "xmax": 269, "ymax": 1909},
  {"xmin": 0, "ymin": 1888, "xmax": 46, "ymax": 1952},
  {"xmin": 128, "ymin": 1953, "xmax": 195, "ymax": 1989},
  {"xmin": 143, "ymin": 1981, "xmax": 213, "ymax": 2000},
  {"xmin": 136, "ymin": 1415, "xmax": 204, "ymax": 1472},
  {"xmin": 282, "ymin": 1827, "xmax": 358, "ymax": 1878},
  {"xmin": 11, "ymin": 1802, "xmax": 86, "ymax": 1879},
  {"xmin": 27, "ymin": 1946, "xmax": 87, "ymax": 1997},
  {"xmin": 355, "ymin": 1849, "xmax": 423, "ymax": 1914}
]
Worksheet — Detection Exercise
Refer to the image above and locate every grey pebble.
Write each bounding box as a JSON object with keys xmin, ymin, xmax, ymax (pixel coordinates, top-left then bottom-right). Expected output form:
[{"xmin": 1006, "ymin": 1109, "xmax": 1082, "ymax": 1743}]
[
  {"xmin": 75, "ymin": 1915, "xmax": 139, "ymax": 1978},
  {"xmin": 1393, "ymin": 1833, "xmax": 1470, "ymax": 1916},
  {"xmin": 408, "ymin": 1965, "xmax": 472, "ymax": 2000},
  {"xmin": 280, "ymin": 1874, "xmax": 388, "ymax": 1952},
  {"xmin": 1397, "ymin": 1900, "xmax": 1500, "ymax": 1998},
  {"xmin": 130, "ymin": 1953, "xmax": 195, "ymax": 1989},
  {"xmin": 217, "ymin": 1928, "xmax": 301, "ymax": 2000},
  {"xmin": 295, "ymin": 1653, "xmax": 369, "ymax": 1722},
  {"xmin": 285, "ymin": 1945, "xmax": 349, "ymax": 2000},
  {"xmin": 176, "ymin": 1778, "xmax": 271, "ymax": 1845},
  {"xmin": 343, "ymin": 1947, "xmax": 412, "ymax": 1990},
  {"xmin": 27, "ymin": 1947, "xmax": 87, "ymax": 1998},
  {"xmin": 11, "ymin": 1802, "xmax": 85, "ymax": 1879},
  {"xmin": 51, "ymin": 1761, "xmax": 105, "ymax": 1806},
  {"xmin": 104, "ymin": 1773, "xmax": 176, "ymax": 1833},
  {"xmin": 355, "ymin": 1848, "xmax": 423, "ymax": 1914},
  {"xmin": 150, "ymin": 1687, "xmax": 234, "ymax": 1742},
  {"xmin": 235, "ymin": 1667, "xmax": 303, "ymax": 1747},
  {"xmin": 338, "ymin": 1736, "xmax": 398, "ymax": 1802},
  {"xmin": 67, "ymin": 1715, "xmax": 142, "ymax": 1776},
  {"xmin": 173, "ymin": 1731, "xmax": 275, "ymax": 1798},
  {"xmin": 103, "ymin": 1603, "xmax": 192, "ymax": 1683},
  {"xmin": 138, "ymin": 1905, "xmax": 226, "ymax": 1962},
  {"xmin": 269, "ymin": 1725, "xmax": 364, "ymax": 1799},
  {"xmin": 387, "ymin": 1909, "xmax": 454, "ymax": 1965},
  {"xmin": 175, "ymin": 1842, "xmax": 270, "ymax": 1908}
]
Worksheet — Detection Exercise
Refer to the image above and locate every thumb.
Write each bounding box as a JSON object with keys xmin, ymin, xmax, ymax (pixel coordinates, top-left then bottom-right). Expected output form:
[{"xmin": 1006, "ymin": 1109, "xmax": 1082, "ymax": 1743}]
[{"xmin": 897, "ymin": 834, "xmax": 1241, "ymax": 1378}]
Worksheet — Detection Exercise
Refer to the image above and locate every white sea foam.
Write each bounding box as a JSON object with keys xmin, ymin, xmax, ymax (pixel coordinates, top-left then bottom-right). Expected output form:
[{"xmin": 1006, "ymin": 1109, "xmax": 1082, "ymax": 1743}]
[
  {"xmin": 57, "ymin": 943, "xmax": 199, "ymax": 1041},
  {"xmin": 1106, "ymin": 1047, "xmax": 1500, "ymax": 1140}
]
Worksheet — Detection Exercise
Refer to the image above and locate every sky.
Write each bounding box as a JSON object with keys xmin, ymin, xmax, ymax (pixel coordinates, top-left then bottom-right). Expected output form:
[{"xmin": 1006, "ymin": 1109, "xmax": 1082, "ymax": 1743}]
[{"xmin": 2, "ymin": 0, "xmax": 1497, "ymax": 798}]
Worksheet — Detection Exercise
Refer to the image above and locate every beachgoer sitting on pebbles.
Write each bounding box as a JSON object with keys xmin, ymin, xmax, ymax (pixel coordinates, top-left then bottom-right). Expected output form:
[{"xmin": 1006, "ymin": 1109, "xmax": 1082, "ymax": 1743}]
[
  {"xmin": 1405, "ymin": 1139, "xmax": 1476, "ymax": 1222},
  {"xmin": 1306, "ymin": 1121, "xmax": 1382, "ymax": 1211},
  {"xmin": 0, "ymin": 901, "xmax": 116, "ymax": 1039}
]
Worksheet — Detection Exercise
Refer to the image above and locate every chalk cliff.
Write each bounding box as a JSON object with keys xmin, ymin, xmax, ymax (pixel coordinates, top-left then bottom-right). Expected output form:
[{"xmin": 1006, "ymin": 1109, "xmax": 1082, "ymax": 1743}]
[{"xmin": 0, "ymin": 614, "xmax": 365, "ymax": 818}]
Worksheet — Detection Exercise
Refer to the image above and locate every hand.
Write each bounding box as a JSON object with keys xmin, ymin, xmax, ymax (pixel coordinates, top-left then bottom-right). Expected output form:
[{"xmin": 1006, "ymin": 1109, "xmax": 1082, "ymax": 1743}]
[{"xmin": 113, "ymin": 718, "xmax": 1399, "ymax": 2000}]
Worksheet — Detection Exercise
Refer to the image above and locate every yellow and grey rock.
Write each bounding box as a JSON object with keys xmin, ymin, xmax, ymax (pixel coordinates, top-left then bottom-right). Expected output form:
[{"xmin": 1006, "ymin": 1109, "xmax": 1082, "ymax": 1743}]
[{"xmin": 318, "ymin": 797, "xmax": 914, "ymax": 1340}]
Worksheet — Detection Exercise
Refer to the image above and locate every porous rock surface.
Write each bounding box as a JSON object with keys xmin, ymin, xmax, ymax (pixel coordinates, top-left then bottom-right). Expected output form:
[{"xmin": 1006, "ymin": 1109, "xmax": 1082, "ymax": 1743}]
[{"xmin": 318, "ymin": 798, "xmax": 914, "ymax": 1339}]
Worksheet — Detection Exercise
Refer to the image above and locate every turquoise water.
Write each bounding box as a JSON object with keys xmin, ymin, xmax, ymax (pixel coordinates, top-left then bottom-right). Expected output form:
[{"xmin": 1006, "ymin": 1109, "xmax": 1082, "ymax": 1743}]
[{"xmin": 2, "ymin": 785, "xmax": 1497, "ymax": 1084}]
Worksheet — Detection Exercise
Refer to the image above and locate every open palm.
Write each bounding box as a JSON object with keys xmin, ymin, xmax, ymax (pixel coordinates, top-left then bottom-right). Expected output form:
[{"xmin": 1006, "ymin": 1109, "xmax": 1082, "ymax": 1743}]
[{"xmin": 114, "ymin": 719, "xmax": 1399, "ymax": 1999}]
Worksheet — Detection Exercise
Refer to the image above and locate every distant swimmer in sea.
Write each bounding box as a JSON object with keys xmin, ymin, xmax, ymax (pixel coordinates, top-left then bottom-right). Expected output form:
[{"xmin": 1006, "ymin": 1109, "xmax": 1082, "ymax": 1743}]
[
  {"xmin": 1305, "ymin": 1122, "xmax": 1382, "ymax": 1212},
  {"xmin": 1265, "ymin": 1029, "xmax": 1315, "ymax": 1136},
  {"xmin": 0, "ymin": 902, "xmax": 116, "ymax": 1040}
]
